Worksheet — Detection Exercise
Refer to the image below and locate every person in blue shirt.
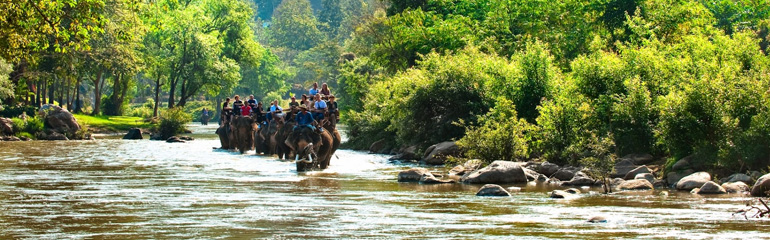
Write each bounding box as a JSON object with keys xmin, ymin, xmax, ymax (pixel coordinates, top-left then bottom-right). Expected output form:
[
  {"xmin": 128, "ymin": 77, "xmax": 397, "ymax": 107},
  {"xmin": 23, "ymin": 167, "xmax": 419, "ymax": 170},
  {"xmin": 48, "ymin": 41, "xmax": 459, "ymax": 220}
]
[
  {"xmin": 295, "ymin": 105, "xmax": 315, "ymax": 127},
  {"xmin": 267, "ymin": 100, "xmax": 282, "ymax": 121},
  {"xmin": 312, "ymin": 94, "xmax": 326, "ymax": 121},
  {"xmin": 308, "ymin": 82, "xmax": 319, "ymax": 98}
]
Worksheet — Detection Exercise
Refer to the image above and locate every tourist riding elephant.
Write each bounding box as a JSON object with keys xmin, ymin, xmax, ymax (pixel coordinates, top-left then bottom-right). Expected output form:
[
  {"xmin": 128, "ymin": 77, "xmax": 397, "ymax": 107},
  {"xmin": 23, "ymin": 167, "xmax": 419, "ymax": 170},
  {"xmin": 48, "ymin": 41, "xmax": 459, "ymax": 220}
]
[
  {"xmin": 230, "ymin": 116, "xmax": 257, "ymax": 154},
  {"xmin": 216, "ymin": 124, "xmax": 234, "ymax": 150},
  {"xmin": 285, "ymin": 126, "xmax": 333, "ymax": 171}
]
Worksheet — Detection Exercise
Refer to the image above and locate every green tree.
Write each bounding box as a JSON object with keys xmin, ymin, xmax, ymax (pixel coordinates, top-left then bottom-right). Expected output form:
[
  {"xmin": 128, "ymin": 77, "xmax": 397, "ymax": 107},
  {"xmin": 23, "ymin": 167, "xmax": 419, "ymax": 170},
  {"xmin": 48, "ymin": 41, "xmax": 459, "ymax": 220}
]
[{"xmin": 270, "ymin": 0, "xmax": 324, "ymax": 50}]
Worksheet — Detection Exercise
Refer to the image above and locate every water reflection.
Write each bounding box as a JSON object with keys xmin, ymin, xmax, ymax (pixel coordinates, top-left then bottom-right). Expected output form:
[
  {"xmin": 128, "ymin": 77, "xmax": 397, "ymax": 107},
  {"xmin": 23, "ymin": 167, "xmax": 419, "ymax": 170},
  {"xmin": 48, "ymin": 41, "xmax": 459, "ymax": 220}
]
[{"xmin": 0, "ymin": 127, "xmax": 768, "ymax": 239}]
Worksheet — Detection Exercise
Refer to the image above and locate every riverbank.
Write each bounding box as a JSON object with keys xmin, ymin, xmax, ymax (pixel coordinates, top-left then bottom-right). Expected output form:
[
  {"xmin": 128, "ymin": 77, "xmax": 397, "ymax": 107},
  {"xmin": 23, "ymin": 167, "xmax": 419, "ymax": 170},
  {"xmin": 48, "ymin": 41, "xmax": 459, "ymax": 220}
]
[{"xmin": 73, "ymin": 114, "xmax": 154, "ymax": 134}]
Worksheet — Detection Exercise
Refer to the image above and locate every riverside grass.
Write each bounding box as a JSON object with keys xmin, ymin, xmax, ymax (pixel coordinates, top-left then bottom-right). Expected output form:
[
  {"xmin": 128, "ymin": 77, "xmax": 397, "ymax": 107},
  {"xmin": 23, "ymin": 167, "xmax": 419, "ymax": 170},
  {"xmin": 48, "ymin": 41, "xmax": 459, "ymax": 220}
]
[{"xmin": 74, "ymin": 114, "xmax": 153, "ymax": 133}]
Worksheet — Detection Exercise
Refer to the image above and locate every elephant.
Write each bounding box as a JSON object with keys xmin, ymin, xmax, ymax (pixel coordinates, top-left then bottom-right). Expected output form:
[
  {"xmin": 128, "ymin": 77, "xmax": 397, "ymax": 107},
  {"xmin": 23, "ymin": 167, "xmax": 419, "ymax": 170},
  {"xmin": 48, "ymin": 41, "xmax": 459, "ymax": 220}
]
[
  {"xmin": 285, "ymin": 126, "xmax": 333, "ymax": 172},
  {"xmin": 230, "ymin": 116, "xmax": 257, "ymax": 154},
  {"xmin": 254, "ymin": 121, "xmax": 270, "ymax": 155},
  {"xmin": 321, "ymin": 122, "xmax": 341, "ymax": 169},
  {"xmin": 215, "ymin": 124, "xmax": 234, "ymax": 150},
  {"xmin": 274, "ymin": 119, "xmax": 295, "ymax": 160}
]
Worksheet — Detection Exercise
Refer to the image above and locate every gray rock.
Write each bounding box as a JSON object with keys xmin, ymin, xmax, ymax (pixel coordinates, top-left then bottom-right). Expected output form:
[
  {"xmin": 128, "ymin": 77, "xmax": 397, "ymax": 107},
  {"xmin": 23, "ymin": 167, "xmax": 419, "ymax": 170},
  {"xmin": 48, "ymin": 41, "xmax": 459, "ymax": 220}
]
[
  {"xmin": 462, "ymin": 161, "xmax": 528, "ymax": 184},
  {"xmin": 612, "ymin": 159, "xmax": 638, "ymax": 178},
  {"xmin": 546, "ymin": 177, "xmax": 562, "ymax": 185},
  {"xmin": 422, "ymin": 141, "xmax": 460, "ymax": 165},
  {"xmin": 751, "ymin": 171, "xmax": 762, "ymax": 180},
  {"xmin": 634, "ymin": 173, "xmax": 655, "ymax": 186},
  {"xmin": 179, "ymin": 136, "xmax": 194, "ymax": 141},
  {"xmin": 624, "ymin": 165, "xmax": 652, "ymax": 180},
  {"xmin": 550, "ymin": 190, "xmax": 577, "ymax": 199},
  {"xmin": 561, "ymin": 171, "xmax": 596, "ymax": 186},
  {"xmin": 537, "ymin": 162, "xmax": 560, "ymax": 177},
  {"xmin": 123, "ymin": 128, "xmax": 143, "ymax": 140},
  {"xmin": 45, "ymin": 132, "xmax": 69, "ymax": 141},
  {"xmin": 551, "ymin": 167, "xmax": 581, "ymax": 181},
  {"xmin": 751, "ymin": 173, "xmax": 770, "ymax": 197},
  {"xmin": 587, "ymin": 216, "xmax": 607, "ymax": 223},
  {"xmin": 617, "ymin": 179, "xmax": 654, "ymax": 190},
  {"xmin": 564, "ymin": 188, "xmax": 581, "ymax": 194},
  {"xmin": 420, "ymin": 174, "xmax": 455, "ymax": 184},
  {"xmin": 390, "ymin": 145, "xmax": 419, "ymax": 161},
  {"xmin": 398, "ymin": 168, "xmax": 431, "ymax": 182},
  {"xmin": 667, "ymin": 169, "xmax": 695, "ymax": 185},
  {"xmin": 676, "ymin": 172, "xmax": 711, "ymax": 191},
  {"xmin": 0, "ymin": 117, "xmax": 13, "ymax": 136},
  {"xmin": 671, "ymin": 156, "xmax": 692, "ymax": 171},
  {"xmin": 369, "ymin": 139, "xmax": 387, "ymax": 154},
  {"xmin": 524, "ymin": 167, "xmax": 541, "ymax": 181},
  {"xmin": 449, "ymin": 159, "xmax": 484, "ymax": 176},
  {"xmin": 611, "ymin": 178, "xmax": 626, "ymax": 187},
  {"xmin": 166, "ymin": 136, "xmax": 185, "ymax": 143},
  {"xmin": 623, "ymin": 153, "xmax": 655, "ymax": 165},
  {"xmin": 653, "ymin": 180, "xmax": 667, "ymax": 189},
  {"xmin": 476, "ymin": 184, "xmax": 511, "ymax": 196},
  {"xmin": 721, "ymin": 182, "xmax": 750, "ymax": 193},
  {"xmin": 695, "ymin": 181, "xmax": 727, "ymax": 194},
  {"xmin": 723, "ymin": 173, "xmax": 752, "ymax": 184},
  {"xmin": 40, "ymin": 105, "xmax": 81, "ymax": 136}
]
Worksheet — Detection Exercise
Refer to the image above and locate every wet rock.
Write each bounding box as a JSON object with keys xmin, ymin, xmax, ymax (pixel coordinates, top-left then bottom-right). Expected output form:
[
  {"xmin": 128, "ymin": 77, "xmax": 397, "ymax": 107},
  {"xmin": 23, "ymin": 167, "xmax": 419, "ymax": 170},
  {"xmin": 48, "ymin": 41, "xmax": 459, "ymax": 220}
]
[
  {"xmin": 398, "ymin": 168, "xmax": 431, "ymax": 182},
  {"xmin": 667, "ymin": 169, "xmax": 695, "ymax": 185},
  {"xmin": 40, "ymin": 105, "xmax": 81, "ymax": 136},
  {"xmin": 695, "ymin": 181, "xmax": 727, "ymax": 194},
  {"xmin": 561, "ymin": 171, "xmax": 596, "ymax": 186},
  {"xmin": 536, "ymin": 174, "xmax": 548, "ymax": 182},
  {"xmin": 610, "ymin": 178, "xmax": 626, "ymax": 187},
  {"xmin": 623, "ymin": 153, "xmax": 655, "ymax": 165},
  {"xmin": 722, "ymin": 182, "xmax": 750, "ymax": 193},
  {"xmin": 587, "ymin": 216, "xmax": 607, "ymax": 223},
  {"xmin": 476, "ymin": 184, "xmax": 511, "ymax": 197},
  {"xmin": 564, "ymin": 188, "xmax": 581, "ymax": 194},
  {"xmin": 462, "ymin": 161, "xmax": 528, "ymax": 184},
  {"xmin": 449, "ymin": 159, "xmax": 483, "ymax": 176},
  {"xmin": 422, "ymin": 141, "xmax": 460, "ymax": 165},
  {"xmin": 634, "ymin": 173, "xmax": 655, "ymax": 185},
  {"xmin": 751, "ymin": 171, "xmax": 762, "ymax": 180},
  {"xmin": 612, "ymin": 159, "xmax": 638, "ymax": 178},
  {"xmin": 123, "ymin": 128, "xmax": 143, "ymax": 140},
  {"xmin": 1, "ymin": 136, "xmax": 20, "ymax": 141},
  {"xmin": 623, "ymin": 165, "xmax": 652, "ymax": 180},
  {"xmin": 420, "ymin": 173, "xmax": 455, "ymax": 184},
  {"xmin": 369, "ymin": 139, "xmax": 387, "ymax": 154},
  {"xmin": 0, "ymin": 117, "xmax": 13, "ymax": 136},
  {"xmin": 723, "ymin": 173, "xmax": 752, "ymax": 184},
  {"xmin": 652, "ymin": 180, "xmax": 667, "ymax": 189},
  {"xmin": 671, "ymin": 156, "xmax": 692, "ymax": 171},
  {"xmin": 19, "ymin": 136, "xmax": 30, "ymax": 141},
  {"xmin": 617, "ymin": 179, "xmax": 654, "ymax": 190},
  {"xmin": 551, "ymin": 167, "xmax": 581, "ymax": 181},
  {"xmin": 524, "ymin": 168, "xmax": 542, "ymax": 181},
  {"xmin": 178, "ymin": 136, "xmax": 194, "ymax": 141},
  {"xmin": 390, "ymin": 145, "xmax": 419, "ymax": 161},
  {"xmin": 550, "ymin": 189, "xmax": 578, "ymax": 199},
  {"xmin": 751, "ymin": 173, "xmax": 770, "ymax": 197},
  {"xmin": 166, "ymin": 136, "xmax": 185, "ymax": 143},
  {"xmin": 546, "ymin": 177, "xmax": 562, "ymax": 186},
  {"xmin": 676, "ymin": 172, "xmax": 711, "ymax": 191},
  {"xmin": 537, "ymin": 161, "xmax": 560, "ymax": 177},
  {"xmin": 44, "ymin": 132, "xmax": 69, "ymax": 141}
]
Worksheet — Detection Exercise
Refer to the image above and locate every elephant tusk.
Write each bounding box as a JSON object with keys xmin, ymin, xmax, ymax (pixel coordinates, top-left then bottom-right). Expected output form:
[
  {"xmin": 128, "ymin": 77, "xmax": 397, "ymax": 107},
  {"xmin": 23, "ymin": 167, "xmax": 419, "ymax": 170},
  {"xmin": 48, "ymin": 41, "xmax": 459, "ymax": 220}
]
[{"xmin": 295, "ymin": 154, "xmax": 299, "ymax": 161}]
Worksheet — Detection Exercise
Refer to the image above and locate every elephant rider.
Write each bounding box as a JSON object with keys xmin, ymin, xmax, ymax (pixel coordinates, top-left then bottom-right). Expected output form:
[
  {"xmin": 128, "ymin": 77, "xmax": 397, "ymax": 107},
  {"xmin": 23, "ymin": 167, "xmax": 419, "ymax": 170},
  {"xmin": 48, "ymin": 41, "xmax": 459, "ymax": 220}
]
[
  {"xmin": 308, "ymin": 82, "xmax": 319, "ymax": 99},
  {"xmin": 286, "ymin": 96, "xmax": 300, "ymax": 121},
  {"xmin": 221, "ymin": 97, "xmax": 232, "ymax": 124},
  {"xmin": 254, "ymin": 102, "xmax": 266, "ymax": 123},
  {"xmin": 232, "ymin": 95, "xmax": 244, "ymax": 116},
  {"xmin": 267, "ymin": 100, "xmax": 283, "ymax": 122},
  {"xmin": 327, "ymin": 95, "xmax": 339, "ymax": 121},
  {"xmin": 312, "ymin": 94, "xmax": 327, "ymax": 121},
  {"xmin": 240, "ymin": 103, "xmax": 251, "ymax": 116},
  {"xmin": 320, "ymin": 83, "xmax": 331, "ymax": 96},
  {"xmin": 247, "ymin": 95, "xmax": 257, "ymax": 110},
  {"xmin": 295, "ymin": 105, "xmax": 316, "ymax": 130}
]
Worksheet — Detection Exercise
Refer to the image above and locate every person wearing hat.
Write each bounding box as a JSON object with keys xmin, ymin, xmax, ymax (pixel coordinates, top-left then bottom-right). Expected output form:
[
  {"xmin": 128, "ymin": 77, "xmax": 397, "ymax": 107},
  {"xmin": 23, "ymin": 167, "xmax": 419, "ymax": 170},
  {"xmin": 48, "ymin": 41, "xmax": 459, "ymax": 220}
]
[
  {"xmin": 289, "ymin": 96, "xmax": 300, "ymax": 110},
  {"xmin": 295, "ymin": 105, "xmax": 315, "ymax": 128}
]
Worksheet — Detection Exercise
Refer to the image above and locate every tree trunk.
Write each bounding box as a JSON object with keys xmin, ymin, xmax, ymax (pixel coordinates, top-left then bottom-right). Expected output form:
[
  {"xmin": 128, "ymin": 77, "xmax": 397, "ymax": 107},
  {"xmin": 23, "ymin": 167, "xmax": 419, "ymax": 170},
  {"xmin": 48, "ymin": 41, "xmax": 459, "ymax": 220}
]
[
  {"xmin": 48, "ymin": 75, "xmax": 55, "ymax": 104},
  {"xmin": 66, "ymin": 76, "xmax": 72, "ymax": 110},
  {"xmin": 168, "ymin": 77, "xmax": 176, "ymax": 108},
  {"xmin": 74, "ymin": 76, "xmax": 82, "ymax": 113},
  {"xmin": 92, "ymin": 69, "xmax": 104, "ymax": 116},
  {"xmin": 153, "ymin": 75, "xmax": 162, "ymax": 117}
]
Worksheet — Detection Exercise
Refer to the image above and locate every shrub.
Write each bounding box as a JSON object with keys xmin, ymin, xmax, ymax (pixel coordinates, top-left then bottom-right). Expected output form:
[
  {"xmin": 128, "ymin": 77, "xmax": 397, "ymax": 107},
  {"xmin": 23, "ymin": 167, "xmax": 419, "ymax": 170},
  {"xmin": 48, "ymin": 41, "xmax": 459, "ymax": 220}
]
[
  {"xmin": 156, "ymin": 107, "xmax": 192, "ymax": 139},
  {"xmin": 0, "ymin": 105, "xmax": 36, "ymax": 118},
  {"xmin": 24, "ymin": 117, "xmax": 44, "ymax": 134},
  {"xmin": 457, "ymin": 98, "xmax": 532, "ymax": 163},
  {"xmin": 610, "ymin": 78, "xmax": 656, "ymax": 156}
]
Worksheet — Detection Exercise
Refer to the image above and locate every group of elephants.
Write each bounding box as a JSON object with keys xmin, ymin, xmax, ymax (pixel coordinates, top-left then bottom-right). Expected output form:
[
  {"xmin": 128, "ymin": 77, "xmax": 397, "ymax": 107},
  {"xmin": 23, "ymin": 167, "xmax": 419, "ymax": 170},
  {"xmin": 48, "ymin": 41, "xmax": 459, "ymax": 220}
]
[{"xmin": 216, "ymin": 114, "xmax": 341, "ymax": 172}]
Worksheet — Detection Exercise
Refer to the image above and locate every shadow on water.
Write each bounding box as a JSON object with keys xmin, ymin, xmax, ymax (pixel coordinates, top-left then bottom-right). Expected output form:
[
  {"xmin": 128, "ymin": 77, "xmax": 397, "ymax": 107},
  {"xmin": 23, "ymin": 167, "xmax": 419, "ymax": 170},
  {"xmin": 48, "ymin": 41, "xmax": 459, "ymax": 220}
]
[{"xmin": 0, "ymin": 129, "xmax": 769, "ymax": 239}]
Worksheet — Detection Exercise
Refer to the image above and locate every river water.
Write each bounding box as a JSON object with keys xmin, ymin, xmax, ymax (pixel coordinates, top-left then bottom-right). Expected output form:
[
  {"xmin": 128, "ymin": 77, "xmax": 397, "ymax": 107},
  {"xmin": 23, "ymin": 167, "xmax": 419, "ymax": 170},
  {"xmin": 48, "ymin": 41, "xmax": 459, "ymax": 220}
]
[{"xmin": 0, "ymin": 124, "xmax": 768, "ymax": 239}]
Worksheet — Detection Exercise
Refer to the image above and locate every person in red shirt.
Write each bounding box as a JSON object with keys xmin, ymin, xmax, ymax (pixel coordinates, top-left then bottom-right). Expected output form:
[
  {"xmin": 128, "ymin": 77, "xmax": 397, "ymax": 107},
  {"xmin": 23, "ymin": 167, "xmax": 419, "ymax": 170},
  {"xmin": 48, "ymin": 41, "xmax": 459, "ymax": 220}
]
[{"xmin": 241, "ymin": 104, "xmax": 251, "ymax": 116}]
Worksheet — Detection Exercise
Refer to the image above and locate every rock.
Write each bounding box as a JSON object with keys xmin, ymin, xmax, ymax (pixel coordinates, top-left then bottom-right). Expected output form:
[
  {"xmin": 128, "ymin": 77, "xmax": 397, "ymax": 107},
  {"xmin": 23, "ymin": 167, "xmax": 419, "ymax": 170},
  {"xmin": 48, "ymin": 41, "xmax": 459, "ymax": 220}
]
[
  {"xmin": 390, "ymin": 145, "xmax": 419, "ymax": 161},
  {"xmin": 623, "ymin": 153, "xmax": 655, "ymax": 165},
  {"xmin": 536, "ymin": 174, "xmax": 548, "ymax": 182},
  {"xmin": 612, "ymin": 159, "xmax": 638, "ymax": 178},
  {"xmin": 476, "ymin": 184, "xmax": 511, "ymax": 197},
  {"xmin": 695, "ymin": 181, "xmax": 727, "ymax": 194},
  {"xmin": 369, "ymin": 139, "xmax": 387, "ymax": 154},
  {"xmin": 751, "ymin": 173, "xmax": 770, "ymax": 197},
  {"xmin": 722, "ymin": 182, "xmax": 750, "ymax": 193},
  {"xmin": 617, "ymin": 179, "xmax": 654, "ymax": 190},
  {"xmin": 564, "ymin": 188, "xmax": 581, "ymax": 194},
  {"xmin": 623, "ymin": 165, "xmax": 652, "ymax": 180},
  {"xmin": 183, "ymin": 129, "xmax": 193, "ymax": 134},
  {"xmin": 166, "ymin": 136, "xmax": 185, "ymax": 143},
  {"xmin": 537, "ymin": 162, "xmax": 560, "ymax": 177},
  {"xmin": 551, "ymin": 167, "xmax": 581, "ymax": 181},
  {"xmin": 461, "ymin": 161, "xmax": 528, "ymax": 184},
  {"xmin": 523, "ymin": 168, "xmax": 542, "ymax": 181},
  {"xmin": 398, "ymin": 168, "xmax": 431, "ymax": 182},
  {"xmin": 550, "ymin": 190, "xmax": 577, "ymax": 199},
  {"xmin": 634, "ymin": 173, "xmax": 655, "ymax": 185},
  {"xmin": 6, "ymin": 136, "xmax": 20, "ymax": 141},
  {"xmin": 19, "ymin": 136, "xmax": 30, "ymax": 141},
  {"xmin": 0, "ymin": 117, "xmax": 13, "ymax": 136},
  {"xmin": 587, "ymin": 216, "xmax": 607, "ymax": 223},
  {"xmin": 667, "ymin": 169, "xmax": 695, "ymax": 185},
  {"xmin": 45, "ymin": 132, "xmax": 69, "ymax": 141},
  {"xmin": 751, "ymin": 171, "xmax": 762, "ymax": 180},
  {"xmin": 546, "ymin": 177, "xmax": 562, "ymax": 185},
  {"xmin": 123, "ymin": 128, "xmax": 143, "ymax": 140},
  {"xmin": 419, "ymin": 174, "xmax": 455, "ymax": 184},
  {"xmin": 40, "ymin": 105, "xmax": 81, "ymax": 136},
  {"xmin": 653, "ymin": 180, "xmax": 667, "ymax": 188},
  {"xmin": 676, "ymin": 172, "xmax": 711, "ymax": 191},
  {"xmin": 449, "ymin": 159, "xmax": 483, "ymax": 176},
  {"xmin": 422, "ymin": 141, "xmax": 461, "ymax": 165},
  {"xmin": 723, "ymin": 173, "xmax": 752, "ymax": 184},
  {"xmin": 671, "ymin": 156, "xmax": 692, "ymax": 171},
  {"xmin": 449, "ymin": 165, "xmax": 465, "ymax": 176},
  {"xmin": 179, "ymin": 136, "xmax": 194, "ymax": 141},
  {"xmin": 561, "ymin": 171, "xmax": 596, "ymax": 186},
  {"xmin": 610, "ymin": 178, "xmax": 626, "ymax": 187}
]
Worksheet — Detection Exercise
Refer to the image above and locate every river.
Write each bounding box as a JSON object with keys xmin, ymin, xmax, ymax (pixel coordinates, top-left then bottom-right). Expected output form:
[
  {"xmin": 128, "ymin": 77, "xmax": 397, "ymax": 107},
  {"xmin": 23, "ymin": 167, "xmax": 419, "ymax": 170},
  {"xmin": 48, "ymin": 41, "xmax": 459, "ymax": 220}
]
[{"xmin": 0, "ymin": 123, "xmax": 768, "ymax": 239}]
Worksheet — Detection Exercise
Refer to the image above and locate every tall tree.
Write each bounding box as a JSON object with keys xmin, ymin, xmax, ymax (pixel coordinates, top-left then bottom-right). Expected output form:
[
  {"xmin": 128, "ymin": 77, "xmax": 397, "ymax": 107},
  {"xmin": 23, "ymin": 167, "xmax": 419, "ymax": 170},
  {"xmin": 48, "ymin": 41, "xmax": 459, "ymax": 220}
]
[{"xmin": 270, "ymin": 0, "xmax": 324, "ymax": 50}]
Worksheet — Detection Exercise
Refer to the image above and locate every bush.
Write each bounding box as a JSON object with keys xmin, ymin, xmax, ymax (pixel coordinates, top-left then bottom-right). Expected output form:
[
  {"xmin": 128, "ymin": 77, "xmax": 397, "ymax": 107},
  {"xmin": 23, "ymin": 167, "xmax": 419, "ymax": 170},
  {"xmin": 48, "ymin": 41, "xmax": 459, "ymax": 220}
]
[
  {"xmin": 0, "ymin": 105, "xmax": 36, "ymax": 118},
  {"xmin": 25, "ymin": 117, "xmax": 44, "ymax": 134},
  {"xmin": 457, "ymin": 98, "xmax": 532, "ymax": 163},
  {"xmin": 182, "ymin": 100, "xmax": 215, "ymax": 122},
  {"xmin": 156, "ymin": 107, "xmax": 192, "ymax": 139}
]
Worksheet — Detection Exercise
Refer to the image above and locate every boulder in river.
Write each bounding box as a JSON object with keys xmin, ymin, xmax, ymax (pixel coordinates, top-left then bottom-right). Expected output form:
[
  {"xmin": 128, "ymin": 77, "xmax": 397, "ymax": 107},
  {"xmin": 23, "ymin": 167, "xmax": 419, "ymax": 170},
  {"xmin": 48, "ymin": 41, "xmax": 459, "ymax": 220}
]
[
  {"xmin": 695, "ymin": 181, "xmax": 726, "ymax": 194},
  {"xmin": 166, "ymin": 136, "xmax": 185, "ymax": 143},
  {"xmin": 623, "ymin": 165, "xmax": 652, "ymax": 180},
  {"xmin": 551, "ymin": 167, "xmax": 581, "ymax": 181},
  {"xmin": 422, "ymin": 141, "xmax": 460, "ymax": 165},
  {"xmin": 390, "ymin": 145, "xmax": 419, "ymax": 161},
  {"xmin": 476, "ymin": 184, "xmax": 511, "ymax": 197},
  {"xmin": 449, "ymin": 159, "xmax": 483, "ymax": 176},
  {"xmin": 617, "ymin": 179, "xmax": 654, "ymax": 190},
  {"xmin": 721, "ymin": 182, "xmax": 750, "ymax": 193},
  {"xmin": 369, "ymin": 139, "xmax": 388, "ymax": 154},
  {"xmin": 561, "ymin": 171, "xmax": 596, "ymax": 186},
  {"xmin": 750, "ymin": 173, "xmax": 770, "ymax": 197},
  {"xmin": 612, "ymin": 159, "xmax": 638, "ymax": 178},
  {"xmin": 43, "ymin": 132, "xmax": 69, "ymax": 141},
  {"xmin": 398, "ymin": 168, "xmax": 431, "ymax": 182},
  {"xmin": 671, "ymin": 156, "xmax": 692, "ymax": 171},
  {"xmin": 676, "ymin": 172, "xmax": 711, "ymax": 191},
  {"xmin": 420, "ymin": 173, "xmax": 455, "ymax": 184},
  {"xmin": 461, "ymin": 161, "xmax": 528, "ymax": 184},
  {"xmin": 123, "ymin": 128, "xmax": 143, "ymax": 140},
  {"xmin": 536, "ymin": 161, "xmax": 560, "ymax": 177},
  {"xmin": 622, "ymin": 153, "xmax": 655, "ymax": 165},
  {"xmin": 0, "ymin": 117, "xmax": 13, "ymax": 136},
  {"xmin": 550, "ymin": 189, "xmax": 579, "ymax": 199},
  {"xmin": 634, "ymin": 173, "xmax": 655, "ymax": 186},
  {"xmin": 39, "ymin": 104, "xmax": 80, "ymax": 136},
  {"xmin": 667, "ymin": 169, "xmax": 694, "ymax": 185},
  {"xmin": 723, "ymin": 173, "xmax": 752, "ymax": 185}
]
